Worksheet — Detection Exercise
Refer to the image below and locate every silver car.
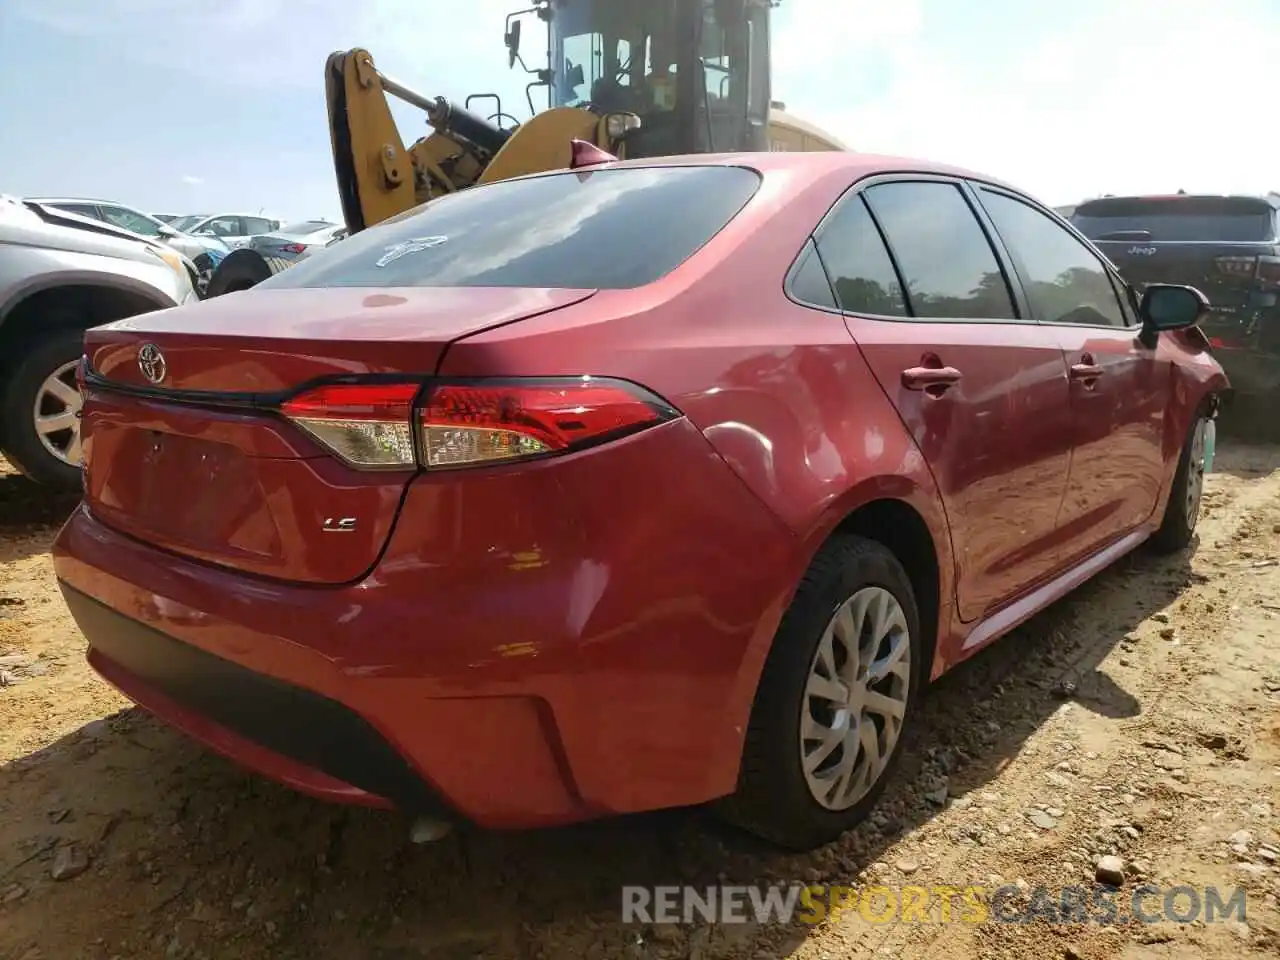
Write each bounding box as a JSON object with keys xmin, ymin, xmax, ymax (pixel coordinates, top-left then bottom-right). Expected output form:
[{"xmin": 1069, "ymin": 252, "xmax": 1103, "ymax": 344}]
[
  {"xmin": 181, "ymin": 212, "xmax": 281, "ymax": 250},
  {"xmin": 248, "ymin": 220, "xmax": 346, "ymax": 262},
  {"xmin": 28, "ymin": 198, "xmax": 230, "ymax": 266},
  {"xmin": 0, "ymin": 196, "xmax": 195, "ymax": 489}
]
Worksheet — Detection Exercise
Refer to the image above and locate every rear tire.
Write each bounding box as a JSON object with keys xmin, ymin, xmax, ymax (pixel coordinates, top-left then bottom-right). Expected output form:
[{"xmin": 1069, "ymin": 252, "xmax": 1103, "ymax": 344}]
[
  {"xmin": 204, "ymin": 249, "xmax": 292, "ymax": 298},
  {"xmin": 1149, "ymin": 410, "xmax": 1211, "ymax": 554},
  {"xmin": 718, "ymin": 535, "xmax": 924, "ymax": 851},
  {"xmin": 1, "ymin": 328, "xmax": 87, "ymax": 491}
]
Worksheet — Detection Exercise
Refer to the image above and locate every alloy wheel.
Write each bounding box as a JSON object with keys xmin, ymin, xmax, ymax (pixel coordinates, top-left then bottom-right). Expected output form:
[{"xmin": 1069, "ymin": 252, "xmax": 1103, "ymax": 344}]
[
  {"xmin": 800, "ymin": 586, "xmax": 912, "ymax": 811},
  {"xmin": 32, "ymin": 359, "xmax": 82, "ymax": 466},
  {"xmin": 1185, "ymin": 418, "xmax": 1208, "ymax": 528}
]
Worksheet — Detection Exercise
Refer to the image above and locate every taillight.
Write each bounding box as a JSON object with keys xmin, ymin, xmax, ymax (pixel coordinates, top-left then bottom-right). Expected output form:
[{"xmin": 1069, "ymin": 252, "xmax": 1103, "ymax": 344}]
[
  {"xmin": 1256, "ymin": 255, "xmax": 1280, "ymax": 288},
  {"xmin": 282, "ymin": 243, "xmax": 306, "ymax": 254},
  {"xmin": 419, "ymin": 378, "xmax": 676, "ymax": 468},
  {"xmin": 1214, "ymin": 255, "xmax": 1257, "ymax": 278},
  {"xmin": 1213, "ymin": 254, "xmax": 1280, "ymax": 289},
  {"xmin": 281, "ymin": 382, "xmax": 420, "ymax": 470},
  {"xmin": 279, "ymin": 377, "xmax": 678, "ymax": 471}
]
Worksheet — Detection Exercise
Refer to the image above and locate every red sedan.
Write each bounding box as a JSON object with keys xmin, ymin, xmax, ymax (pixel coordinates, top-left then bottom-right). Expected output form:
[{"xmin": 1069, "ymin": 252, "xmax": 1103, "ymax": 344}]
[{"xmin": 53, "ymin": 152, "xmax": 1227, "ymax": 851}]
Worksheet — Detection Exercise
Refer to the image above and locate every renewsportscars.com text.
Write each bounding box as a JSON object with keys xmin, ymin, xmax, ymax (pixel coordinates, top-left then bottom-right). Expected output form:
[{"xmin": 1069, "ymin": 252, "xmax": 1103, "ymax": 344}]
[{"xmin": 621, "ymin": 884, "xmax": 1248, "ymax": 926}]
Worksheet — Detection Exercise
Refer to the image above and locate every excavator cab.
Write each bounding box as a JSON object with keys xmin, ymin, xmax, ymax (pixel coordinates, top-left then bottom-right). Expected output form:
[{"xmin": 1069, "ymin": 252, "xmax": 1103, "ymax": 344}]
[
  {"xmin": 519, "ymin": 0, "xmax": 773, "ymax": 156},
  {"xmin": 322, "ymin": 0, "xmax": 776, "ymax": 236}
]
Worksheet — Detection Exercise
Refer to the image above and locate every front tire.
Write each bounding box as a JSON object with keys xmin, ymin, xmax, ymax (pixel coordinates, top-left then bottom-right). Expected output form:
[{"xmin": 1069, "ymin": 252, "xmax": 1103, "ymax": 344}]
[
  {"xmin": 1150, "ymin": 410, "xmax": 1212, "ymax": 554},
  {"xmin": 719, "ymin": 535, "xmax": 924, "ymax": 851},
  {"xmin": 0, "ymin": 329, "xmax": 86, "ymax": 491}
]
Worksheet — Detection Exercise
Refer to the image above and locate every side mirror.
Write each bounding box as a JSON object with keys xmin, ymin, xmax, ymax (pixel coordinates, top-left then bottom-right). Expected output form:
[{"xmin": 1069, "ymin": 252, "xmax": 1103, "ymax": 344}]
[
  {"xmin": 1140, "ymin": 283, "xmax": 1208, "ymax": 331},
  {"xmin": 505, "ymin": 19, "xmax": 522, "ymax": 68},
  {"xmin": 156, "ymin": 224, "xmax": 178, "ymax": 238}
]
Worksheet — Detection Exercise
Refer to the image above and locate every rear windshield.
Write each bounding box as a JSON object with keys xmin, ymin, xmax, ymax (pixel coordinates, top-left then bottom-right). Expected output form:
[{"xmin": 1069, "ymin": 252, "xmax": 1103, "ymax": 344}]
[
  {"xmin": 1072, "ymin": 197, "xmax": 1276, "ymax": 243},
  {"xmin": 258, "ymin": 165, "xmax": 762, "ymax": 290},
  {"xmin": 279, "ymin": 220, "xmax": 336, "ymax": 234}
]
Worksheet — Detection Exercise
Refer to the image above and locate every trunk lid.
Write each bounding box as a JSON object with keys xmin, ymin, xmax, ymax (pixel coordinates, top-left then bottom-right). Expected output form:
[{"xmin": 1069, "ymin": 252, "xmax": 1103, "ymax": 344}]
[
  {"xmin": 86, "ymin": 287, "xmax": 593, "ymax": 393},
  {"xmin": 80, "ymin": 286, "xmax": 595, "ymax": 585}
]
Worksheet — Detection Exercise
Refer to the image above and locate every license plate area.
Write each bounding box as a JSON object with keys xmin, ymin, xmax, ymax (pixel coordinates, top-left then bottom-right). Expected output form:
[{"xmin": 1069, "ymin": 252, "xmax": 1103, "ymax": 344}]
[{"xmin": 87, "ymin": 425, "xmax": 281, "ymax": 563}]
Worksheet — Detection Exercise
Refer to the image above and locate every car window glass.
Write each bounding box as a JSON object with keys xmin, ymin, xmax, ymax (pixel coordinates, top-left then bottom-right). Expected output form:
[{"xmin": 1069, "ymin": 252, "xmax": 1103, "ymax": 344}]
[
  {"xmin": 788, "ymin": 238, "xmax": 837, "ymax": 309},
  {"xmin": 980, "ymin": 189, "xmax": 1128, "ymax": 328},
  {"xmin": 259, "ymin": 166, "xmax": 762, "ymax": 290},
  {"xmin": 813, "ymin": 195, "xmax": 908, "ymax": 316},
  {"xmin": 863, "ymin": 181, "xmax": 1017, "ymax": 320},
  {"xmin": 1071, "ymin": 196, "xmax": 1276, "ymax": 242},
  {"xmin": 201, "ymin": 216, "xmax": 240, "ymax": 237},
  {"xmin": 280, "ymin": 220, "xmax": 334, "ymax": 235},
  {"xmin": 242, "ymin": 217, "xmax": 274, "ymax": 234},
  {"xmin": 100, "ymin": 206, "xmax": 160, "ymax": 237},
  {"xmin": 56, "ymin": 203, "xmax": 101, "ymax": 219}
]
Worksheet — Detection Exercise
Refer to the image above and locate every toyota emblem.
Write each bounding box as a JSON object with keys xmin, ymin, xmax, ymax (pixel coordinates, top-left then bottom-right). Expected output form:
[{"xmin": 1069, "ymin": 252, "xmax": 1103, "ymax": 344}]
[{"xmin": 137, "ymin": 343, "xmax": 167, "ymax": 384}]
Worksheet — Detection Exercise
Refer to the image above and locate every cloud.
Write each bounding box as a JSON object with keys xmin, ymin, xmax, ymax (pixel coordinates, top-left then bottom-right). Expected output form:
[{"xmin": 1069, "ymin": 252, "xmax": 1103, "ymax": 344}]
[
  {"xmin": 181, "ymin": 175, "xmax": 204, "ymax": 186},
  {"xmin": 775, "ymin": 0, "xmax": 1280, "ymax": 205}
]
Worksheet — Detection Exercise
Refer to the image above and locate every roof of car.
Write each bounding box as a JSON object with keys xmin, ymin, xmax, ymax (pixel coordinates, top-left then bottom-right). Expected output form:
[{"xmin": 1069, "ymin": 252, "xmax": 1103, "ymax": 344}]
[
  {"xmin": 1075, "ymin": 193, "xmax": 1280, "ymax": 209},
  {"xmin": 27, "ymin": 196, "xmax": 121, "ymax": 205},
  {"xmin": 600, "ymin": 150, "xmax": 1020, "ymax": 192},
  {"xmin": 192, "ymin": 212, "xmax": 279, "ymax": 220}
]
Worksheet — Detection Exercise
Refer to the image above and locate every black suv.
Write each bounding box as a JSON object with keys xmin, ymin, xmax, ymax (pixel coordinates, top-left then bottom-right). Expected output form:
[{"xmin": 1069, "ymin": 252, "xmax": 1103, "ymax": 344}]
[{"xmin": 1072, "ymin": 193, "xmax": 1280, "ymax": 409}]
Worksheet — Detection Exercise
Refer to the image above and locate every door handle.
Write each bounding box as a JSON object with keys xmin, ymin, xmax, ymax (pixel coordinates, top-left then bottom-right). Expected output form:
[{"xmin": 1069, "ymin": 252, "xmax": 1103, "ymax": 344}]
[
  {"xmin": 1069, "ymin": 362, "xmax": 1103, "ymax": 380},
  {"xmin": 901, "ymin": 365, "xmax": 962, "ymax": 392}
]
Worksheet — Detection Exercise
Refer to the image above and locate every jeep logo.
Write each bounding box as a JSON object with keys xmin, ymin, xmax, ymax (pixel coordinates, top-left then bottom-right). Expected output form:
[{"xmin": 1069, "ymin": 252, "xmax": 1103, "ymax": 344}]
[{"xmin": 1128, "ymin": 246, "xmax": 1158, "ymax": 256}]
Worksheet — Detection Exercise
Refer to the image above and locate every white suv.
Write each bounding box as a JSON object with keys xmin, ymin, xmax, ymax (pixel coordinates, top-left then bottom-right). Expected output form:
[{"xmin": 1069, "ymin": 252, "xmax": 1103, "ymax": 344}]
[{"xmin": 0, "ymin": 197, "xmax": 195, "ymax": 489}]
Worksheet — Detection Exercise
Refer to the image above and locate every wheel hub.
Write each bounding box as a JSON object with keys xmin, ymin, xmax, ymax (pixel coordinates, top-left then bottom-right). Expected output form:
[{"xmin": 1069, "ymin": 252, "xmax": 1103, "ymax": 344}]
[
  {"xmin": 800, "ymin": 586, "xmax": 912, "ymax": 811},
  {"xmin": 33, "ymin": 359, "xmax": 83, "ymax": 466},
  {"xmin": 1185, "ymin": 417, "xmax": 1208, "ymax": 527}
]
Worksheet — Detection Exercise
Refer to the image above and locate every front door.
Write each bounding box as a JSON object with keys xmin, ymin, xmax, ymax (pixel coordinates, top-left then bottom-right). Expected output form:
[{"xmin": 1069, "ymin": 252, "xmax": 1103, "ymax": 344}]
[
  {"xmin": 973, "ymin": 186, "xmax": 1167, "ymax": 561},
  {"xmin": 813, "ymin": 178, "xmax": 1075, "ymax": 623}
]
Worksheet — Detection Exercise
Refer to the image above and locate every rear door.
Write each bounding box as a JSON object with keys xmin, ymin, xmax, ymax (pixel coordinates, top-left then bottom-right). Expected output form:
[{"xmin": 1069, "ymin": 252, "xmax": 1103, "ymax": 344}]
[
  {"xmin": 816, "ymin": 177, "xmax": 1074, "ymax": 623},
  {"xmin": 980, "ymin": 186, "xmax": 1167, "ymax": 561}
]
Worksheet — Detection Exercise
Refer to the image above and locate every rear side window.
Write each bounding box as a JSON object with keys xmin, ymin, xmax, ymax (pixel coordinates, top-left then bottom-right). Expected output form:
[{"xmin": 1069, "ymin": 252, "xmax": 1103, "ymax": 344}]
[
  {"xmin": 261, "ymin": 166, "xmax": 763, "ymax": 290},
  {"xmin": 812, "ymin": 195, "xmax": 908, "ymax": 316},
  {"xmin": 54, "ymin": 203, "xmax": 102, "ymax": 219},
  {"xmin": 1072, "ymin": 197, "xmax": 1277, "ymax": 242},
  {"xmin": 788, "ymin": 238, "xmax": 838, "ymax": 309},
  {"xmin": 863, "ymin": 181, "xmax": 1017, "ymax": 320}
]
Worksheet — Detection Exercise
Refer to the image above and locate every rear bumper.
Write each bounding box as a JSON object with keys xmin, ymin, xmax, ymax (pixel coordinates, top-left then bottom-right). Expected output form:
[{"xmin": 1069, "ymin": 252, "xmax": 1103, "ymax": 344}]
[
  {"xmin": 53, "ymin": 419, "xmax": 800, "ymax": 828},
  {"xmin": 1212, "ymin": 345, "xmax": 1280, "ymax": 397},
  {"xmin": 1202, "ymin": 304, "xmax": 1280, "ymax": 396},
  {"xmin": 63, "ymin": 584, "xmax": 448, "ymax": 814}
]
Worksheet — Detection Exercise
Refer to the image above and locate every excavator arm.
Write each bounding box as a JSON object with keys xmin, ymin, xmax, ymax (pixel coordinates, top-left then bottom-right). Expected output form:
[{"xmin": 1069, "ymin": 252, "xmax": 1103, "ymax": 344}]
[{"xmin": 324, "ymin": 48, "xmax": 631, "ymax": 234}]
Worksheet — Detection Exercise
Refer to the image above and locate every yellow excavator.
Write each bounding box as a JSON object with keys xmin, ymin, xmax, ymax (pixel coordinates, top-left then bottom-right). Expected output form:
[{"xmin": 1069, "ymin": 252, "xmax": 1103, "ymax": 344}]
[{"xmin": 206, "ymin": 0, "xmax": 847, "ymax": 296}]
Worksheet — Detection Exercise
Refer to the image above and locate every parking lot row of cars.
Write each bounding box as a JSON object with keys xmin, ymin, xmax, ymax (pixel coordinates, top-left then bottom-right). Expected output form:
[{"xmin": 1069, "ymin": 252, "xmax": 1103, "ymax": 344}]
[
  {"xmin": 0, "ymin": 196, "xmax": 352, "ymax": 487},
  {"xmin": 26, "ymin": 198, "xmax": 347, "ymax": 292}
]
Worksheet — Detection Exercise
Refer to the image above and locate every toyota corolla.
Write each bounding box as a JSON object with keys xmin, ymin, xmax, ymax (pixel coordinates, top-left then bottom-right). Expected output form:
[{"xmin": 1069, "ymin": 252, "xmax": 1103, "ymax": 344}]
[{"xmin": 53, "ymin": 152, "xmax": 1226, "ymax": 851}]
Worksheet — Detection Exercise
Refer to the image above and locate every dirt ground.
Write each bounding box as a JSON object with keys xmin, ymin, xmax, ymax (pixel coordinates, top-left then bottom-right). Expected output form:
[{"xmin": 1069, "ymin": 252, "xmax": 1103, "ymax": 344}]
[{"xmin": 1, "ymin": 442, "xmax": 1278, "ymax": 960}]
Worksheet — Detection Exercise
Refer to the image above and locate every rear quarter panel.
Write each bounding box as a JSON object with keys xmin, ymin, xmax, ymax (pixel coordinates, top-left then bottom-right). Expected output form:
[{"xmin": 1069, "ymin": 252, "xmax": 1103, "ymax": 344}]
[{"xmin": 439, "ymin": 160, "xmax": 957, "ymax": 678}]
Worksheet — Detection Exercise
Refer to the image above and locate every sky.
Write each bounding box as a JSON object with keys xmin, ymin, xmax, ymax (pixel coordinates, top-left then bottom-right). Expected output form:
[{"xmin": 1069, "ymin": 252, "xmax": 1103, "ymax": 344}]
[{"xmin": 2, "ymin": 0, "xmax": 1278, "ymax": 222}]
